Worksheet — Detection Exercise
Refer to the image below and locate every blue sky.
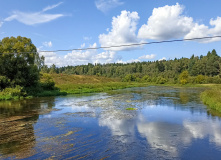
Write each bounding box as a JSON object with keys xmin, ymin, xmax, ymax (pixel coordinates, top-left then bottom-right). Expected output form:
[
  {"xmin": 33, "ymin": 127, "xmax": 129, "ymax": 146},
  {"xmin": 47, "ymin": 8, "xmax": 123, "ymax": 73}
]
[{"xmin": 1, "ymin": 0, "xmax": 221, "ymax": 66}]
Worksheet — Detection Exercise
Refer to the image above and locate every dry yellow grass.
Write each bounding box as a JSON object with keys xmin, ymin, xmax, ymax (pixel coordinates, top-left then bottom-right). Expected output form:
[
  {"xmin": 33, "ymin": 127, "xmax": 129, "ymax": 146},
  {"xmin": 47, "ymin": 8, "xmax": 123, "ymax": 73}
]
[{"xmin": 50, "ymin": 74, "xmax": 120, "ymax": 85}]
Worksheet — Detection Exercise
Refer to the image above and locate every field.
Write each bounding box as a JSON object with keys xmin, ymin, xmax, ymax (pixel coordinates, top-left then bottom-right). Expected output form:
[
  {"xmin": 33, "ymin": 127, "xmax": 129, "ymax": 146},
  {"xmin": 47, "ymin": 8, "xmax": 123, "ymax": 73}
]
[{"xmin": 51, "ymin": 74, "xmax": 148, "ymax": 94}]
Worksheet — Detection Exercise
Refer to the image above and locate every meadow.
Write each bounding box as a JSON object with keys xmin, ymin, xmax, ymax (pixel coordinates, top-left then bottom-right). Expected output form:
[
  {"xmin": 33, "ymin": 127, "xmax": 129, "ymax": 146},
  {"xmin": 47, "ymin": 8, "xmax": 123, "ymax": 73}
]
[{"xmin": 51, "ymin": 74, "xmax": 148, "ymax": 94}]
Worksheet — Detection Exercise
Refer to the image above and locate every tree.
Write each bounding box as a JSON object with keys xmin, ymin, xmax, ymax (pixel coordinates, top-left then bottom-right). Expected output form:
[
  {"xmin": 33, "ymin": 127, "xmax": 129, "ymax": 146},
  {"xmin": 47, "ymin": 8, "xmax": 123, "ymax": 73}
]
[
  {"xmin": 0, "ymin": 36, "xmax": 41, "ymax": 89},
  {"xmin": 179, "ymin": 70, "xmax": 189, "ymax": 85}
]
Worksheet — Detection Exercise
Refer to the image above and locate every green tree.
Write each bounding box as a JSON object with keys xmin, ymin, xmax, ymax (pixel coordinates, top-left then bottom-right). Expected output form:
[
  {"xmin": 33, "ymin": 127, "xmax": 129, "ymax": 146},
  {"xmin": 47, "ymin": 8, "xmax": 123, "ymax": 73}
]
[
  {"xmin": 0, "ymin": 36, "xmax": 41, "ymax": 89},
  {"xmin": 179, "ymin": 70, "xmax": 189, "ymax": 85}
]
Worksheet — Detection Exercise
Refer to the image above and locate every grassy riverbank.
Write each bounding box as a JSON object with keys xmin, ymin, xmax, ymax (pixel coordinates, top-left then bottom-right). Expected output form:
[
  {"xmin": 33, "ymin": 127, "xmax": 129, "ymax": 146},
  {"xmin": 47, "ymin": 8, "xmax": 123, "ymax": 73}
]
[
  {"xmin": 200, "ymin": 85, "xmax": 221, "ymax": 113},
  {"xmin": 51, "ymin": 74, "xmax": 148, "ymax": 94},
  {"xmin": 1, "ymin": 73, "xmax": 221, "ymax": 115}
]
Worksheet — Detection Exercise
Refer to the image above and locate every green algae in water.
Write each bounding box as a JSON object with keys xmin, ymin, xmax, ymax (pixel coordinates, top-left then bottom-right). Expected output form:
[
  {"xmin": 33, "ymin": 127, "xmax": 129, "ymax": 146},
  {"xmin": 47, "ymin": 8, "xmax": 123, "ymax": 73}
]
[{"xmin": 126, "ymin": 107, "xmax": 137, "ymax": 110}]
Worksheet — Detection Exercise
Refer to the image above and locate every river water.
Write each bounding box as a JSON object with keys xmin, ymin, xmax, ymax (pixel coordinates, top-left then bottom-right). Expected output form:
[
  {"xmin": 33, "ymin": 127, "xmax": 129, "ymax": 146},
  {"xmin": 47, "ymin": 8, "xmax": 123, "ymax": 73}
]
[{"xmin": 0, "ymin": 86, "xmax": 221, "ymax": 159}]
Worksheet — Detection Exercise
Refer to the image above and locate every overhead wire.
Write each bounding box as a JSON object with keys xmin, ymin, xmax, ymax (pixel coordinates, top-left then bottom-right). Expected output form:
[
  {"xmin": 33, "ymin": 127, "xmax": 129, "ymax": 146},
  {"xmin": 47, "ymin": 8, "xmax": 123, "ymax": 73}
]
[{"xmin": 0, "ymin": 35, "xmax": 221, "ymax": 54}]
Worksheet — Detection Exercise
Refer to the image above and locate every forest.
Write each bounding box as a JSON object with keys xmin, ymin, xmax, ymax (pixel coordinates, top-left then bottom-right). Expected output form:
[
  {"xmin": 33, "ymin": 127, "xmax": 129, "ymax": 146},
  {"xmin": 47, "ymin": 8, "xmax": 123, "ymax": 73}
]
[{"xmin": 42, "ymin": 49, "xmax": 221, "ymax": 85}]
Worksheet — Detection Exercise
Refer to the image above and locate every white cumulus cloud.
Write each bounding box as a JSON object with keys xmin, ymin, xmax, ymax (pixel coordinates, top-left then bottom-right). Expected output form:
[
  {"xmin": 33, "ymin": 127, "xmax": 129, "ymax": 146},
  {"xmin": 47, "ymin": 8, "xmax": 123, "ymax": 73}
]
[
  {"xmin": 159, "ymin": 57, "xmax": 166, "ymax": 61},
  {"xmin": 95, "ymin": 0, "xmax": 124, "ymax": 12},
  {"xmin": 138, "ymin": 3, "xmax": 194, "ymax": 40},
  {"xmin": 39, "ymin": 43, "xmax": 122, "ymax": 67},
  {"xmin": 138, "ymin": 54, "xmax": 156, "ymax": 60},
  {"xmin": 4, "ymin": 2, "xmax": 64, "ymax": 25},
  {"xmin": 137, "ymin": 3, "xmax": 221, "ymax": 43},
  {"xmin": 185, "ymin": 17, "xmax": 221, "ymax": 43},
  {"xmin": 99, "ymin": 10, "xmax": 141, "ymax": 51},
  {"xmin": 64, "ymin": 43, "xmax": 120, "ymax": 65}
]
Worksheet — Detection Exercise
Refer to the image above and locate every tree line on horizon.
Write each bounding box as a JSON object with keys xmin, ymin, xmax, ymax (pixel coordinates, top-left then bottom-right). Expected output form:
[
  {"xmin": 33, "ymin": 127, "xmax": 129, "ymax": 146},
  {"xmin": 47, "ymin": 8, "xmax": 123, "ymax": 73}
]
[{"xmin": 42, "ymin": 49, "xmax": 221, "ymax": 84}]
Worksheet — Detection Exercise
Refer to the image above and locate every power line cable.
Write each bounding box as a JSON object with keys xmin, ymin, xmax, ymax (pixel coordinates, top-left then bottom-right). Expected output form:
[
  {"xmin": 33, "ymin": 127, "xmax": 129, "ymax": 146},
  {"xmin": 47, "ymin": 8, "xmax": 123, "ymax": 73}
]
[{"xmin": 1, "ymin": 35, "xmax": 221, "ymax": 54}]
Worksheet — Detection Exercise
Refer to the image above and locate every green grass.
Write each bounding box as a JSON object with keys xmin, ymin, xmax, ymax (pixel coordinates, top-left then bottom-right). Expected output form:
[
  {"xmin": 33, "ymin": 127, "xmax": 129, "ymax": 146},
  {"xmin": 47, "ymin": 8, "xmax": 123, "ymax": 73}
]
[
  {"xmin": 33, "ymin": 90, "xmax": 67, "ymax": 97},
  {"xmin": 57, "ymin": 82, "xmax": 148, "ymax": 94},
  {"xmin": 201, "ymin": 86, "xmax": 221, "ymax": 113}
]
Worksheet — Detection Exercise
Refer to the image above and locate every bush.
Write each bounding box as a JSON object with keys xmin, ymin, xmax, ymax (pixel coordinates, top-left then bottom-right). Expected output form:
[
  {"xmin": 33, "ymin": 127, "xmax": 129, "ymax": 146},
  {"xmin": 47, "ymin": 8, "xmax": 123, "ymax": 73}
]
[
  {"xmin": 195, "ymin": 75, "xmax": 205, "ymax": 84},
  {"xmin": 0, "ymin": 76, "xmax": 10, "ymax": 90},
  {"xmin": 123, "ymin": 74, "xmax": 136, "ymax": 82},
  {"xmin": 180, "ymin": 79, "xmax": 188, "ymax": 85},
  {"xmin": 40, "ymin": 73, "xmax": 56, "ymax": 90},
  {"xmin": 0, "ymin": 85, "xmax": 26, "ymax": 100},
  {"xmin": 141, "ymin": 75, "xmax": 151, "ymax": 82},
  {"xmin": 205, "ymin": 76, "xmax": 221, "ymax": 84},
  {"xmin": 179, "ymin": 71, "xmax": 189, "ymax": 85},
  {"xmin": 156, "ymin": 77, "xmax": 167, "ymax": 84},
  {"xmin": 3, "ymin": 85, "xmax": 25, "ymax": 97}
]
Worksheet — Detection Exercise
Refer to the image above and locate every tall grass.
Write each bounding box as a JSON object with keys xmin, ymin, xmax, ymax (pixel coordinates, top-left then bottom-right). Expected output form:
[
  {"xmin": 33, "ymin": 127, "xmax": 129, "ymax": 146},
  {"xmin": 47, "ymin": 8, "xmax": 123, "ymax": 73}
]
[
  {"xmin": 201, "ymin": 86, "xmax": 221, "ymax": 112},
  {"xmin": 0, "ymin": 86, "xmax": 26, "ymax": 100},
  {"xmin": 50, "ymin": 74, "xmax": 147, "ymax": 94},
  {"xmin": 57, "ymin": 82, "xmax": 147, "ymax": 94}
]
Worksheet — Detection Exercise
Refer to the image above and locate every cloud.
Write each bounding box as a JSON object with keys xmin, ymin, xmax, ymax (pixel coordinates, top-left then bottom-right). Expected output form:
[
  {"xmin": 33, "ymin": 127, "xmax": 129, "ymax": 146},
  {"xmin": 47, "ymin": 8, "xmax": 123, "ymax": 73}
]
[
  {"xmin": 83, "ymin": 36, "xmax": 92, "ymax": 41},
  {"xmin": 159, "ymin": 57, "xmax": 166, "ymax": 61},
  {"xmin": 99, "ymin": 109, "xmax": 136, "ymax": 143},
  {"xmin": 4, "ymin": 2, "xmax": 64, "ymax": 25},
  {"xmin": 137, "ymin": 121, "xmax": 179, "ymax": 155},
  {"xmin": 185, "ymin": 17, "xmax": 221, "ymax": 43},
  {"xmin": 38, "ymin": 49, "xmax": 63, "ymax": 66},
  {"xmin": 81, "ymin": 43, "xmax": 86, "ymax": 48},
  {"xmin": 183, "ymin": 120, "xmax": 221, "ymax": 146},
  {"xmin": 138, "ymin": 54, "xmax": 156, "ymax": 60},
  {"xmin": 39, "ymin": 43, "xmax": 122, "ymax": 66},
  {"xmin": 0, "ymin": 21, "xmax": 3, "ymax": 27},
  {"xmin": 137, "ymin": 3, "xmax": 221, "ymax": 43},
  {"xmin": 42, "ymin": 2, "xmax": 63, "ymax": 12},
  {"xmin": 95, "ymin": 0, "xmax": 124, "ymax": 12},
  {"xmin": 64, "ymin": 43, "xmax": 120, "ymax": 65},
  {"xmin": 43, "ymin": 41, "xmax": 53, "ymax": 48},
  {"xmin": 99, "ymin": 10, "xmax": 141, "ymax": 51},
  {"xmin": 138, "ymin": 3, "xmax": 194, "ymax": 40}
]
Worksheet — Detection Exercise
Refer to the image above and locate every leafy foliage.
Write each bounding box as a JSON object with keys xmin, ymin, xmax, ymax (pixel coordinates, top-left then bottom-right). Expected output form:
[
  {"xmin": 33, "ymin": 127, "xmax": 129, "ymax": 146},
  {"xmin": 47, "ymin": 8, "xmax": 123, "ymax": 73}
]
[
  {"xmin": 179, "ymin": 71, "xmax": 189, "ymax": 85},
  {"xmin": 40, "ymin": 73, "xmax": 56, "ymax": 90},
  {"xmin": 0, "ymin": 36, "xmax": 43, "ymax": 89}
]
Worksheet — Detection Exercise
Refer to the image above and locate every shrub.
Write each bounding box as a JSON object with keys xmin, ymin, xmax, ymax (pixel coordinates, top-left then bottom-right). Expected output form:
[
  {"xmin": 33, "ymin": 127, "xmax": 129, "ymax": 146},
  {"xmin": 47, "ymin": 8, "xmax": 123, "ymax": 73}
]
[
  {"xmin": 141, "ymin": 75, "xmax": 151, "ymax": 82},
  {"xmin": 123, "ymin": 74, "xmax": 136, "ymax": 82},
  {"xmin": 156, "ymin": 77, "xmax": 167, "ymax": 84},
  {"xmin": 205, "ymin": 76, "xmax": 221, "ymax": 84},
  {"xmin": 0, "ymin": 76, "xmax": 10, "ymax": 90},
  {"xmin": 0, "ymin": 85, "xmax": 26, "ymax": 98},
  {"xmin": 40, "ymin": 73, "xmax": 56, "ymax": 90},
  {"xmin": 180, "ymin": 79, "xmax": 188, "ymax": 85},
  {"xmin": 195, "ymin": 75, "xmax": 205, "ymax": 84},
  {"xmin": 179, "ymin": 71, "xmax": 189, "ymax": 85}
]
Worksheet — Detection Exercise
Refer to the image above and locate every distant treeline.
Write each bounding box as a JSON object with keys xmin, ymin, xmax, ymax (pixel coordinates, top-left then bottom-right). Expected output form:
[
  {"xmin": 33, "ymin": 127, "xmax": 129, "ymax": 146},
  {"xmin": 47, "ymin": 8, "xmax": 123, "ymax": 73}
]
[{"xmin": 42, "ymin": 49, "xmax": 221, "ymax": 84}]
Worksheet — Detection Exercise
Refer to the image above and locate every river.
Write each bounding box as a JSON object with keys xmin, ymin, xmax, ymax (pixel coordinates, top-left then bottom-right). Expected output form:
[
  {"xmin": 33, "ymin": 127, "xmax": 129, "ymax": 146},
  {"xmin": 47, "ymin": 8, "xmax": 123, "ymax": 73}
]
[{"xmin": 0, "ymin": 86, "xmax": 221, "ymax": 159}]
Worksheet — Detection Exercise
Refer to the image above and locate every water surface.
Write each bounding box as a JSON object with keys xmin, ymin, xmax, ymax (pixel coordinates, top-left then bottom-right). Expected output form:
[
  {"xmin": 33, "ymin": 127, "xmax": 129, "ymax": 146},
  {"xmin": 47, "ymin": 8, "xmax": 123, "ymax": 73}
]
[{"xmin": 0, "ymin": 86, "xmax": 221, "ymax": 159}]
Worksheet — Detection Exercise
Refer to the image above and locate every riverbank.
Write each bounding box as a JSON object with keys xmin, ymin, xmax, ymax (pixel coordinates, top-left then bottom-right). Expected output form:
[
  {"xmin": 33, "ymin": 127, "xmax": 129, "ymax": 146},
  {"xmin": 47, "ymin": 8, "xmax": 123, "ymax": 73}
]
[
  {"xmin": 1, "ymin": 74, "xmax": 221, "ymax": 114},
  {"xmin": 200, "ymin": 84, "xmax": 221, "ymax": 113},
  {"xmin": 51, "ymin": 74, "xmax": 147, "ymax": 94}
]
